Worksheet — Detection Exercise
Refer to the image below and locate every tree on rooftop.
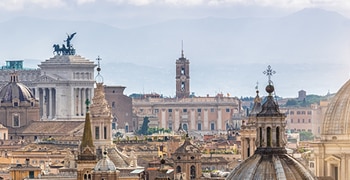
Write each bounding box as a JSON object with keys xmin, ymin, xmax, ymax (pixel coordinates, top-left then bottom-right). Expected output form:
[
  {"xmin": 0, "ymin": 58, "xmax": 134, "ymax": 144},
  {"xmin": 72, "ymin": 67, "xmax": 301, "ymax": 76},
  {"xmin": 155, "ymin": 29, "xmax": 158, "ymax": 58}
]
[{"xmin": 138, "ymin": 116, "xmax": 150, "ymax": 135}]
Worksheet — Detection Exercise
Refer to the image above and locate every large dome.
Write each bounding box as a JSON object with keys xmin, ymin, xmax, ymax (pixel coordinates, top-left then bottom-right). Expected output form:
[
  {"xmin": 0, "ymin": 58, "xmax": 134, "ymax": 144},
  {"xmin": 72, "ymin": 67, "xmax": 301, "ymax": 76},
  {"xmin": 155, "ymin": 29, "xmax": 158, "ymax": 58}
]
[
  {"xmin": 322, "ymin": 79, "xmax": 350, "ymax": 140},
  {"xmin": 0, "ymin": 73, "xmax": 35, "ymax": 103},
  {"xmin": 226, "ymin": 153, "xmax": 316, "ymax": 179}
]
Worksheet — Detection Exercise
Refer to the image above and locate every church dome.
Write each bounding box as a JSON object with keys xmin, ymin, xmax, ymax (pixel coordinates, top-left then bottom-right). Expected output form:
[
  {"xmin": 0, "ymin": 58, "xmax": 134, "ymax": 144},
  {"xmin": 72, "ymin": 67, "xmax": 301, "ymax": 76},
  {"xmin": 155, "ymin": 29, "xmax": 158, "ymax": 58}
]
[
  {"xmin": 93, "ymin": 151, "xmax": 117, "ymax": 172},
  {"xmin": 226, "ymin": 154, "xmax": 316, "ymax": 179},
  {"xmin": 0, "ymin": 73, "xmax": 35, "ymax": 103},
  {"xmin": 227, "ymin": 75, "xmax": 316, "ymax": 180},
  {"xmin": 322, "ymin": 79, "xmax": 350, "ymax": 140}
]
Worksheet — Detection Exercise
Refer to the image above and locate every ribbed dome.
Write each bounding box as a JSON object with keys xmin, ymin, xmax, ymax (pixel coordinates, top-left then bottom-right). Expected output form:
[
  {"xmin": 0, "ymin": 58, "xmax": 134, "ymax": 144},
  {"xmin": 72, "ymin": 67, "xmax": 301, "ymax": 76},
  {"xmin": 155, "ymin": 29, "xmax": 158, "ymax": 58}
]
[
  {"xmin": 94, "ymin": 151, "xmax": 117, "ymax": 171},
  {"xmin": 0, "ymin": 73, "xmax": 35, "ymax": 103},
  {"xmin": 226, "ymin": 154, "xmax": 316, "ymax": 180},
  {"xmin": 322, "ymin": 79, "xmax": 350, "ymax": 140}
]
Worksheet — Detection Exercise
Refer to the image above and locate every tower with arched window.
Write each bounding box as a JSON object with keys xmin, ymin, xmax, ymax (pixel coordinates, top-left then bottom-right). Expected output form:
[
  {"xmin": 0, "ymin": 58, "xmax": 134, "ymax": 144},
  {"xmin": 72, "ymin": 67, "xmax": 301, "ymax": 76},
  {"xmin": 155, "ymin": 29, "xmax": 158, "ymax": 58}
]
[
  {"xmin": 172, "ymin": 135, "xmax": 201, "ymax": 180},
  {"xmin": 175, "ymin": 47, "xmax": 190, "ymax": 98},
  {"xmin": 226, "ymin": 66, "xmax": 316, "ymax": 179},
  {"xmin": 240, "ymin": 88, "xmax": 261, "ymax": 160},
  {"xmin": 90, "ymin": 56, "xmax": 114, "ymax": 151}
]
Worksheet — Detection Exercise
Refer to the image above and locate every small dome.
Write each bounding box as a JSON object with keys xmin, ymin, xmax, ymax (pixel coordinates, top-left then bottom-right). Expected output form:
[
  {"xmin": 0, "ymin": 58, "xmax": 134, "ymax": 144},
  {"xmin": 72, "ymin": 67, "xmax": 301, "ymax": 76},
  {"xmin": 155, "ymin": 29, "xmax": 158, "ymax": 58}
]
[
  {"xmin": 94, "ymin": 151, "xmax": 117, "ymax": 171},
  {"xmin": 0, "ymin": 73, "xmax": 35, "ymax": 103},
  {"xmin": 322, "ymin": 79, "xmax": 350, "ymax": 139},
  {"xmin": 226, "ymin": 154, "xmax": 316, "ymax": 179}
]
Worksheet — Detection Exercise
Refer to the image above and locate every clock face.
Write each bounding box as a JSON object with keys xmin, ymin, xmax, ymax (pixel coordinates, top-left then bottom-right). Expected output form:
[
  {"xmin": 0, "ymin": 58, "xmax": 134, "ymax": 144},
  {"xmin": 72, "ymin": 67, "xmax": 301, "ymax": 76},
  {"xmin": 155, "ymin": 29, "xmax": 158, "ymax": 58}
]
[{"xmin": 180, "ymin": 75, "xmax": 186, "ymax": 81}]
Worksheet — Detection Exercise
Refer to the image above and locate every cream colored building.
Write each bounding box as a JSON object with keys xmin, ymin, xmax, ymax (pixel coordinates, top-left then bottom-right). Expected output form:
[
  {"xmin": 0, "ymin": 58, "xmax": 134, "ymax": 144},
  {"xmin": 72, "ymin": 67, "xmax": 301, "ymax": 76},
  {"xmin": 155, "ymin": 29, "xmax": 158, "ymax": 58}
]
[
  {"xmin": 282, "ymin": 103, "xmax": 327, "ymax": 138},
  {"xmin": 312, "ymin": 79, "xmax": 350, "ymax": 180},
  {"xmin": 133, "ymin": 96, "xmax": 241, "ymax": 133},
  {"xmin": 33, "ymin": 55, "xmax": 95, "ymax": 121},
  {"xmin": 133, "ymin": 50, "xmax": 242, "ymax": 133},
  {"xmin": 0, "ymin": 35, "xmax": 96, "ymax": 121}
]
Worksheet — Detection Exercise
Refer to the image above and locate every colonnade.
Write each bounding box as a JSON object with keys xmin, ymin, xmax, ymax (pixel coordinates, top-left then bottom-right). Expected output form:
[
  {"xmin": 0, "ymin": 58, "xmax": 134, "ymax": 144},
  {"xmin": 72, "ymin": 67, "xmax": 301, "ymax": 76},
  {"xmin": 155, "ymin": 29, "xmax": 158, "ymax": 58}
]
[
  {"xmin": 31, "ymin": 87, "xmax": 92, "ymax": 120},
  {"xmin": 74, "ymin": 88, "xmax": 92, "ymax": 117},
  {"xmin": 34, "ymin": 87, "xmax": 56, "ymax": 120}
]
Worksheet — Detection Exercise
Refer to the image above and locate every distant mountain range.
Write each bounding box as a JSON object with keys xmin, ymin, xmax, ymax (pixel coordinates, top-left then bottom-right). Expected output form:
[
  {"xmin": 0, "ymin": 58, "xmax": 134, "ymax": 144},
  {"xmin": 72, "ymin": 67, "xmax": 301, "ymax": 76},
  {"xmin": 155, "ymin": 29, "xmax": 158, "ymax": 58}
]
[{"xmin": 0, "ymin": 8, "xmax": 349, "ymax": 97}]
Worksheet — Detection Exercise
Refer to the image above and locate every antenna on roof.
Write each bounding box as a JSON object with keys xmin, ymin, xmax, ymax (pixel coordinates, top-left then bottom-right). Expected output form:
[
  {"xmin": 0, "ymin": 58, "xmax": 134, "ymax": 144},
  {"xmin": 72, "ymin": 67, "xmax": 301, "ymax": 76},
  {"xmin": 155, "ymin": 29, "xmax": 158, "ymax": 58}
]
[{"xmin": 181, "ymin": 40, "xmax": 184, "ymax": 58}]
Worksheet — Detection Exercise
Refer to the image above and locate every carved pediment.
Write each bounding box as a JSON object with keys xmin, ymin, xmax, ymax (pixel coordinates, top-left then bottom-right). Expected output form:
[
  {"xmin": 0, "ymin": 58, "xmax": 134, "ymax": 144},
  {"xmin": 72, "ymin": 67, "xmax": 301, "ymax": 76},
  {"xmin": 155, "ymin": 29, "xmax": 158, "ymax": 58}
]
[
  {"xmin": 34, "ymin": 74, "xmax": 59, "ymax": 83},
  {"xmin": 325, "ymin": 155, "xmax": 341, "ymax": 163}
]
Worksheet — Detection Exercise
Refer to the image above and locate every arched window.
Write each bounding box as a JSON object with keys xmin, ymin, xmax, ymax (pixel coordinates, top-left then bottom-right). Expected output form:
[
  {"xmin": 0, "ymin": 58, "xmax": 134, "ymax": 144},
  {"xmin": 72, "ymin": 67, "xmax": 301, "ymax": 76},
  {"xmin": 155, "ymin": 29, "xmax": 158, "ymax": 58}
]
[
  {"xmin": 276, "ymin": 127, "xmax": 280, "ymax": 147},
  {"xmin": 190, "ymin": 165, "xmax": 196, "ymax": 179},
  {"xmin": 13, "ymin": 114, "xmax": 20, "ymax": 127},
  {"xmin": 267, "ymin": 127, "xmax": 271, "ymax": 147},
  {"xmin": 176, "ymin": 166, "xmax": 181, "ymax": 173}
]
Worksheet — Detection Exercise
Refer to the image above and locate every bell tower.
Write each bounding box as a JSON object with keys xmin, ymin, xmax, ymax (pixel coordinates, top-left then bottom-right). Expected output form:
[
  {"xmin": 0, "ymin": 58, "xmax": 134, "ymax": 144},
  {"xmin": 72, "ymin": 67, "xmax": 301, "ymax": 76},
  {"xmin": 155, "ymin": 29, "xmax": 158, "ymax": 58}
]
[
  {"xmin": 255, "ymin": 65, "xmax": 287, "ymax": 154},
  {"xmin": 176, "ymin": 43, "xmax": 190, "ymax": 98}
]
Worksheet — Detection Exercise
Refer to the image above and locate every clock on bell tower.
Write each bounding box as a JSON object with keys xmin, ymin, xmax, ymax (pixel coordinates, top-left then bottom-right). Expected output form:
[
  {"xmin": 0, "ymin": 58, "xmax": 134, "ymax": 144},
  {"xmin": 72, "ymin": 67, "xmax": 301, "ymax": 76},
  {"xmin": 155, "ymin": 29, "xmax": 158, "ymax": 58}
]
[{"xmin": 176, "ymin": 47, "xmax": 190, "ymax": 98}]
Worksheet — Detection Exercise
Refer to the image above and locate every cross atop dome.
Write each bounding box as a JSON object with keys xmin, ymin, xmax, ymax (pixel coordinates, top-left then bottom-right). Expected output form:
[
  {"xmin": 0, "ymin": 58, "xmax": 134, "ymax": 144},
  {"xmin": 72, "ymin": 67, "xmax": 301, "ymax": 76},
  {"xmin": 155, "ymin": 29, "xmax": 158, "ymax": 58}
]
[{"xmin": 263, "ymin": 65, "xmax": 276, "ymax": 85}]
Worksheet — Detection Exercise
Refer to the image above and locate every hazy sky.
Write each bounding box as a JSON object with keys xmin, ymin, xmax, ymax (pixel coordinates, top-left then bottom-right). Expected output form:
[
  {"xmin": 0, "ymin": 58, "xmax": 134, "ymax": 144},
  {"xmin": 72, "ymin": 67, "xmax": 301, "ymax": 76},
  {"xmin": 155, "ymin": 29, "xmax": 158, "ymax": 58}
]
[
  {"xmin": 1, "ymin": 0, "xmax": 350, "ymax": 97},
  {"xmin": 1, "ymin": 0, "xmax": 350, "ymax": 28}
]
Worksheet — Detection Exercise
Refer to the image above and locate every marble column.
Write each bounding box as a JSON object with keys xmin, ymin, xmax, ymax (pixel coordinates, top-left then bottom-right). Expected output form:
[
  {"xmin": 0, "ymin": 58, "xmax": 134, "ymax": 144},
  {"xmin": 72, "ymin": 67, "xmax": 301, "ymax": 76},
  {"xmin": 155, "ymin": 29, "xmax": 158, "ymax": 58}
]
[
  {"xmin": 42, "ymin": 88, "xmax": 47, "ymax": 120},
  {"xmin": 48, "ymin": 88, "xmax": 52, "ymax": 119},
  {"xmin": 81, "ymin": 88, "xmax": 86, "ymax": 115},
  {"xmin": 77, "ymin": 88, "xmax": 81, "ymax": 116}
]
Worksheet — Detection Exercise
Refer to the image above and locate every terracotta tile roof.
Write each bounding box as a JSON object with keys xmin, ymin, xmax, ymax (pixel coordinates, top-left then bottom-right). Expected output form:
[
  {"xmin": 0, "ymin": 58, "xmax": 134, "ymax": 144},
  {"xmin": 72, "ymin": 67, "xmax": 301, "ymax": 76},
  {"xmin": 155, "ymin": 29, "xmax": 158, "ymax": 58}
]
[{"xmin": 17, "ymin": 121, "xmax": 84, "ymax": 135}]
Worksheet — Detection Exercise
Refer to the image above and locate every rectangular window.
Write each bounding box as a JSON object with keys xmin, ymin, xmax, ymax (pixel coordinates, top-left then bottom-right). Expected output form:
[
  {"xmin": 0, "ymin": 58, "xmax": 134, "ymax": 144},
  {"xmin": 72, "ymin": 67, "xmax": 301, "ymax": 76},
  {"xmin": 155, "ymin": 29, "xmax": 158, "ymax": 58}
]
[
  {"xmin": 168, "ymin": 123, "xmax": 172, "ymax": 130},
  {"xmin": 291, "ymin": 119, "xmax": 293, "ymax": 123},
  {"xmin": 210, "ymin": 123, "xmax": 215, "ymax": 130},
  {"xmin": 308, "ymin": 119, "xmax": 311, "ymax": 123},
  {"xmin": 290, "ymin": 111, "xmax": 294, "ymax": 115},
  {"xmin": 168, "ymin": 109, "xmax": 172, "ymax": 113},
  {"xmin": 198, "ymin": 123, "xmax": 202, "ymax": 130},
  {"xmin": 95, "ymin": 127, "xmax": 100, "ymax": 139},
  {"xmin": 307, "ymin": 111, "xmax": 312, "ymax": 115},
  {"xmin": 226, "ymin": 108, "xmax": 230, "ymax": 113},
  {"xmin": 210, "ymin": 108, "xmax": 215, "ymax": 112},
  {"xmin": 298, "ymin": 119, "xmax": 300, "ymax": 123},
  {"xmin": 183, "ymin": 109, "xmax": 187, "ymax": 113},
  {"xmin": 297, "ymin": 111, "xmax": 301, "ymax": 115},
  {"xmin": 197, "ymin": 108, "xmax": 201, "ymax": 113},
  {"xmin": 302, "ymin": 111, "xmax": 306, "ymax": 115},
  {"xmin": 154, "ymin": 109, "xmax": 159, "ymax": 113},
  {"xmin": 29, "ymin": 171, "xmax": 34, "ymax": 178},
  {"xmin": 104, "ymin": 126, "xmax": 107, "ymax": 139}
]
